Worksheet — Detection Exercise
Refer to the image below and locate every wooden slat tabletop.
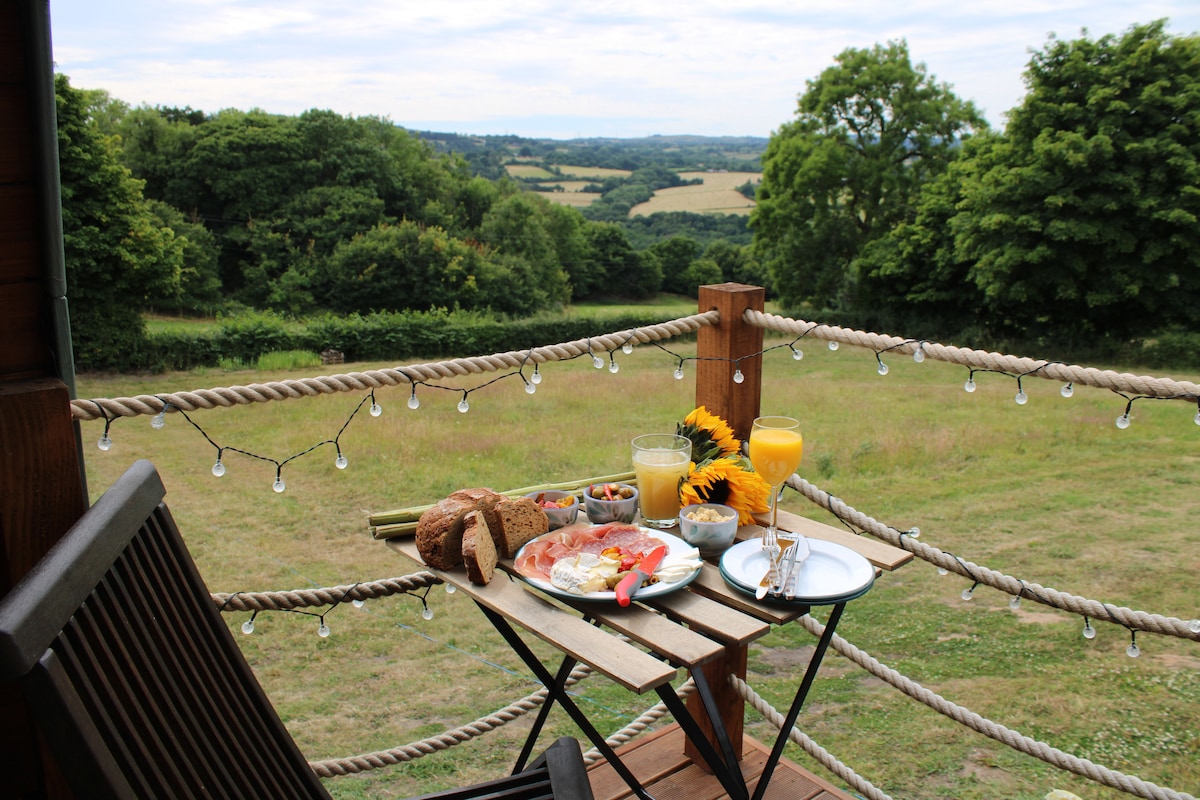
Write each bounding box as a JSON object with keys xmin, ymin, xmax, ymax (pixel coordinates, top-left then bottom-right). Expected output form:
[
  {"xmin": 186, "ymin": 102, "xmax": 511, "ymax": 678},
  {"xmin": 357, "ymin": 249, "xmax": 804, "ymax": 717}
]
[
  {"xmin": 641, "ymin": 585, "xmax": 770, "ymax": 647},
  {"xmin": 390, "ymin": 540, "xmax": 677, "ymax": 694}
]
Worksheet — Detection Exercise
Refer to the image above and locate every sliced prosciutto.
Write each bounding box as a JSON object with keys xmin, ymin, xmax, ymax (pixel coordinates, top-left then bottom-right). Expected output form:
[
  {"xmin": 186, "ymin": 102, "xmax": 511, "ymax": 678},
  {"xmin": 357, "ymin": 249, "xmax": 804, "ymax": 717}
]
[{"xmin": 515, "ymin": 523, "xmax": 666, "ymax": 581}]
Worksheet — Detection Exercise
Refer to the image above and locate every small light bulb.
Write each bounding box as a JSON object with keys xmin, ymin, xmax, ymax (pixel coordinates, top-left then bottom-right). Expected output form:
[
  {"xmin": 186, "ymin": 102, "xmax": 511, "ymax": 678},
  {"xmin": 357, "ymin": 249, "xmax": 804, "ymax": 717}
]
[
  {"xmin": 421, "ymin": 607, "xmax": 434, "ymax": 620},
  {"xmin": 407, "ymin": 394, "xmax": 420, "ymax": 410},
  {"xmin": 273, "ymin": 477, "xmax": 286, "ymax": 493},
  {"xmin": 1193, "ymin": 410, "xmax": 1200, "ymax": 426},
  {"xmin": 352, "ymin": 599, "xmax": 365, "ymax": 608},
  {"xmin": 370, "ymin": 402, "xmax": 382, "ymax": 417},
  {"xmin": 964, "ymin": 379, "xmax": 976, "ymax": 393},
  {"xmin": 1116, "ymin": 413, "xmax": 1131, "ymax": 429},
  {"xmin": 335, "ymin": 454, "xmax": 348, "ymax": 470},
  {"xmin": 457, "ymin": 398, "xmax": 469, "ymax": 413},
  {"xmin": 1188, "ymin": 619, "xmax": 1200, "ymax": 634},
  {"xmin": 828, "ymin": 341, "xmax": 839, "ymax": 351},
  {"xmin": 445, "ymin": 584, "xmax": 456, "ymax": 594},
  {"xmin": 98, "ymin": 435, "xmax": 113, "ymax": 451},
  {"xmin": 961, "ymin": 586, "xmax": 974, "ymax": 601},
  {"xmin": 530, "ymin": 369, "xmax": 542, "ymax": 385},
  {"xmin": 1126, "ymin": 642, "xmax": 1141, "ymax": 658},
  {"xmin": 674, "ymin": 366, "xmax": 685, "ymax": 380},
  {"xmin": 524, "ymin": 381, "xmax": 536, "ymax": 395},
  {"xmin": 1009, "ymin": 595, "xmax": 1021, "ymax": 610},
  {"xmin": 907, "ymin": 527, "xmax": 920, "ymax": 538},
  {"xmin": 1061, "ymin": 383, "xmax": 1074, "ymax": 398},
  {"xmin": 608, "ymin": 361, "xmax": 619, "ymax": 374},
  {"xmin": 733, "ymin": 368, "xmax": 744, "ymax": 384},
  {"xmin": 241, "ymin": 619, "xmax": 255, "ymax": 635},
  {"xmin": 877, "ymin": 361, "xmax": 889, "ymax": 376},
  {"xmin": 212, "ymin": 459, "xmax": 226, "ymax": 477},
  {"xmin": 1015, "ymin": 390, "xmax": 1028, "ymax": 405},
  {"xmin": 318, "ymin": 622, "xmax": 331, "ymax": 638},
  {"xmin": 622, "ymin": 342, "xmax": 633, "ymax": 354},
  {"xmin": 592, "ymin": 355, "xmax": 603, "ymax": 369},
  {"xmin": 937, "ymin": 567, "xmax": 949, "ymax": 576},
  {"xmin": 151, "ymin": 411, "xmax": 166, "ymax": 430},
  {"xmin": 912, "ymin": 347, "xmax": 925, "ymax": 363},
  {"xmin": 1083, "ymin": 620, "xmax": 1096, "ymax": 639},
  {"xmin": 791, "ymin": 348, "xmax": 803, "ymax": 361}
]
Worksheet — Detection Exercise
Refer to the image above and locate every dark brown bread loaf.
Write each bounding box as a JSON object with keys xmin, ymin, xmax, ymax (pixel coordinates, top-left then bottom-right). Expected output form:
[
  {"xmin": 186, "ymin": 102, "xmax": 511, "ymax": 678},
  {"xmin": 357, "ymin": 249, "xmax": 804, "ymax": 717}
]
[
  {"xmin": 415, "ymin": 488, "xmax": 500, "ymax": 570},
  {"xmin": 462, "ymin": 510, "xmax": 498, "ymax": 585}
]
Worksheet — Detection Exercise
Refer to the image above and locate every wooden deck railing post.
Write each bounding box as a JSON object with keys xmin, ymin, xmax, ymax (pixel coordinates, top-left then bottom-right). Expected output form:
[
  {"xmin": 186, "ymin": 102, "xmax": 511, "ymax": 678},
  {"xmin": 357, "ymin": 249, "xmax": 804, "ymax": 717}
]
[
  {"xmin": 694, "ymin": 283, "xmax": 765, "ymax": 441},
  {"xmin": 686, "ymin": 283, "xmax": 764, "ymax": 767}
]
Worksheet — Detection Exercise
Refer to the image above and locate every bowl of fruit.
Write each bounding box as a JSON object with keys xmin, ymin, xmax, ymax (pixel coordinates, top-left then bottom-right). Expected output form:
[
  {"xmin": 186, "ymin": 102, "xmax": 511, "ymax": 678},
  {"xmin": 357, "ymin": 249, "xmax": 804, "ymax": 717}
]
[
  {"xmin": 526, "ymin": 490, "xmax": 580, "ymax": 530},
  {"xmin": 582, "ymin": 482, "xmax": 639, "ymax": 524}
]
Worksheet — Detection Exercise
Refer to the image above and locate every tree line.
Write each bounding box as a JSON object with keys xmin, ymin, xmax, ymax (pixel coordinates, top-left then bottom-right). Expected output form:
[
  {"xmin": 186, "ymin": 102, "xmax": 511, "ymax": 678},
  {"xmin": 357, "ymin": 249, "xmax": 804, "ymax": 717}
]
[
  {"xmin": 57, "ymin": 19, "xmax": 1200, "ymax": 371},
  {"xmin": 753, "ymin": 21, "xmax": 1200, "ymax": 351}
]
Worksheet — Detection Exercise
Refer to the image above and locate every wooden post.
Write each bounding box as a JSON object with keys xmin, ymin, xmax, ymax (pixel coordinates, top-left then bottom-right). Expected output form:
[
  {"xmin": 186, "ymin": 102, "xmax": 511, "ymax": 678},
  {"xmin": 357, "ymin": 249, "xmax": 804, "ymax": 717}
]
[
  {"xmin": 694, "ymin": 283, "xmax": 765, "ymax": 441},
  {"xmin": 685, "ymin": 283, "xmax": 764, "ymax": 767}
]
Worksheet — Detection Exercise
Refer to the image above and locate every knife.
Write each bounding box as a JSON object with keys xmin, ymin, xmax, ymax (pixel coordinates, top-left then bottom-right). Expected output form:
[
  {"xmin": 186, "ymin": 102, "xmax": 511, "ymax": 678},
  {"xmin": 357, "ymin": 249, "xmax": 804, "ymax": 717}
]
[
  {"xmin": 781, "ymin": 534, "xmax": 811, "ymax": 600},
  {"xmin": 615, "ymin": 545, "xmax": 668, "ymax": 607},
  {"xmin": 756, "ymin": 539, "xmax": 794, "ymax": 600}
]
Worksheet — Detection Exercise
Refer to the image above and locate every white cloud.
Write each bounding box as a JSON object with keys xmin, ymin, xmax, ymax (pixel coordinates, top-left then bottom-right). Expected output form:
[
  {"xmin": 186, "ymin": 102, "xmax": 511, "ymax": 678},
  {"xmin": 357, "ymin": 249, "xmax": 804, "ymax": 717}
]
[{"xmin": 49, "ymin": 0, "xmax": 1200, "ymax": 138}]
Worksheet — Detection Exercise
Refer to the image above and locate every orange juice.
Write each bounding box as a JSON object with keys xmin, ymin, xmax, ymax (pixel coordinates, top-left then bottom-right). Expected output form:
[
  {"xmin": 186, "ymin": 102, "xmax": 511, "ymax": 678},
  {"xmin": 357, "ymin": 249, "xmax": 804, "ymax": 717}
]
[
  {"xmin": 633, "ymin": 449, "xmax": 690, "ymax": 524},
  {"xmin": 749, "ymin": 427, "xmax": 804, "ymax": 486}
]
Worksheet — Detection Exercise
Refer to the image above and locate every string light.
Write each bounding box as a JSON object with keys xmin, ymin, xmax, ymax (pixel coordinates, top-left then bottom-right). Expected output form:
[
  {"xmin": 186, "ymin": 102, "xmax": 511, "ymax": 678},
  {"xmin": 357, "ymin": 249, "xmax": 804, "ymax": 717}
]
[
  {"xmin": 211, "ymin": 455, "xmax": 226, "ymax": 477},
  {"xmin": 1126, "ymin": 629, "xmax": 1140, "ymax": 658},
  {"xmin": 828, "ymin": 340, "xmax": 839, "ymax": 351},
  {"xmin": 1061, "ymin": 383, "xmax": 1075, "ymax": 398},
  {"xmin": 151, "ymin": 400, "xmax": 168, "ymax": 429},
  {"xmin": 732, "ymin": 365, "xmax": 745, "ymax": 384},
  {"xmin": 530, "ymin": 364, "xmax": 543, "ymax": 385},
  {"xmin": 961, "ymin": 581, "xmax": 979, "ymax": 601},
  {"xmin": 674, "ymin": 360, "xmax": 685, "ymax": 380},
  {"xmin": 912, "ymin": 342, "xmax": 926, "ymax": 363},
  {"xmin": 335, "ymin": 451, "xmax": 348, "ymax": 470},
  {"xmin": 1083, "ymin": 618, "xmax": 1096, "ymax": 639},
  {"xmin": 457, "ymin": 394, "xmax": 470, "ymax": 413},
  {"xmin": 241, "ymin": 611, "xmax": 257, "ymax": 635}
]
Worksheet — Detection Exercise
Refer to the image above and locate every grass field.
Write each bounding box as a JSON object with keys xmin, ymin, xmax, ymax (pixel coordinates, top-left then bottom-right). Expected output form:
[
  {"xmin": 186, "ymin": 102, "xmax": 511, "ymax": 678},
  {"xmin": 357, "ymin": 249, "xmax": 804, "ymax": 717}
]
[
  {"xmin": 630, "ymin": 171, "xmax": 760, "ymax": 217},
  {"xmin": 77, "ymin": 322, "xmax": 1200, "ymax": 800}
]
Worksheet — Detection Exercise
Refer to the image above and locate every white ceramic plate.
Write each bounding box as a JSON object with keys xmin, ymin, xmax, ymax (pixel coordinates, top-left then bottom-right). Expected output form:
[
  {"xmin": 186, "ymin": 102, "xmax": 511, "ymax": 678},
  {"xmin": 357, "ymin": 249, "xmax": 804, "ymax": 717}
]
[
  {"xmin": 719, "ymin": 537, "xmax": 874, "ymax": 603},
  {"xmin": 514, "ymin": 527, "xmax": 700, "ymax": 603}
]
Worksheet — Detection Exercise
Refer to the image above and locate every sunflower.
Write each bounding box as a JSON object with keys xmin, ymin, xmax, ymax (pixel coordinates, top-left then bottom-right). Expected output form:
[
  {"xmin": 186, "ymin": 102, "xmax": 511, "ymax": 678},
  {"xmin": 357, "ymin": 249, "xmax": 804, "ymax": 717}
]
[
  {"xmin": 679, "ymin": 456, "xmax": 771, "ymax": 526},
  {"xmin": 676, "ymin": 406, "xmax": 741, "ymax": 465}
]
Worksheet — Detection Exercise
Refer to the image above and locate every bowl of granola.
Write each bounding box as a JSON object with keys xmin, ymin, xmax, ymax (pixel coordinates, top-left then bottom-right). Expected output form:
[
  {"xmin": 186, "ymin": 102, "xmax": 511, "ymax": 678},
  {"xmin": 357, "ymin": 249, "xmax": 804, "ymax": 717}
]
[{"xmin": 678, "ymin": 503, "xmax": 738, "ymax": 554}]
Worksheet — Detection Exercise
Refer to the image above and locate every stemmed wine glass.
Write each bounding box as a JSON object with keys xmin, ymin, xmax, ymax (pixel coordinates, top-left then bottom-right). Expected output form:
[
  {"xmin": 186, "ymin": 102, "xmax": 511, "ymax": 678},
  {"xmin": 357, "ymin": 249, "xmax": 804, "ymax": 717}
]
[{"xmin": 749, "ymin": 416, "xmax": 806, "ymax": 589}]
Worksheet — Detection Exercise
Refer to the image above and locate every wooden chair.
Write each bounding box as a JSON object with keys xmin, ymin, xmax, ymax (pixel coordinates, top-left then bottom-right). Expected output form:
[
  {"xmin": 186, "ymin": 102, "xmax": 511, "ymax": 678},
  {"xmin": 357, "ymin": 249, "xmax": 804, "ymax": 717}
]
[{"xmin": 0, "ymin": 459, "xmax": 594, "ymax": 800}]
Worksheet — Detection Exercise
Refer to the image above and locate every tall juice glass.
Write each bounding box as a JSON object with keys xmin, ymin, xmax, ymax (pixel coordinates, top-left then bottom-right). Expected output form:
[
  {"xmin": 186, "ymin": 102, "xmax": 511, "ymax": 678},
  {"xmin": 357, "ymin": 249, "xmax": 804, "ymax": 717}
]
[
  {"xmin": 631, "ymin": 434, "xmax": 692, "ymax": 529},
  {"xmin": 749, "ymin": 417, "xmax": 804, "ymax": 543}
]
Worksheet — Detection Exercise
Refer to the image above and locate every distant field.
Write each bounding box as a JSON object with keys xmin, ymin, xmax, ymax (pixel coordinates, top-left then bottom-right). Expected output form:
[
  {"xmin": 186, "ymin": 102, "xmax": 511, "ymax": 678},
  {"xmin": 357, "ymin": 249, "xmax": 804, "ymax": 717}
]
[
  {"xmin": 555, "ymin": 165, "xmax": 631, "ymax": 179},
  {"xmin": 504, "ymin": 164, "xmax": 557, "ymax": 179},
  {"xmin": 630, "ymin": 170, "xmax": 760, "ymax": 217},
  {"xmin": 538, "ymin": 191, "xmax": 597, "ymax": 207}
]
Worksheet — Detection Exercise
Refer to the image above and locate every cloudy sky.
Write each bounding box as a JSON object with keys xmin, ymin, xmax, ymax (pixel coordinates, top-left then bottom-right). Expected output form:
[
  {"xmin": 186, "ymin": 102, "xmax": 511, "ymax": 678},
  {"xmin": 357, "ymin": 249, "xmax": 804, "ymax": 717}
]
[{"xmin": 49, "ymin": 1, "xmax": 1200, "ymax": 139}]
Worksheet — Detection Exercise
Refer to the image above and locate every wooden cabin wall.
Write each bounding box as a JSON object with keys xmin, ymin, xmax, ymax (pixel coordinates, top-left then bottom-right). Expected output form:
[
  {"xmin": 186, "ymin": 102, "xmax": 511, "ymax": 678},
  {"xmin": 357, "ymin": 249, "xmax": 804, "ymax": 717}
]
[{"xmin": 1, "ymin": 0, "xmax": 86, "ymax": 796}]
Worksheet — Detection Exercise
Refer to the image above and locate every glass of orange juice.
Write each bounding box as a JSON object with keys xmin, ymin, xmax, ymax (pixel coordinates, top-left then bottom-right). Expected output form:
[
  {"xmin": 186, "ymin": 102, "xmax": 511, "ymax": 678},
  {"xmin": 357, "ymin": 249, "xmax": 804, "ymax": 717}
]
[
  {"xmin": 631, "ymin": 434, "xmax": 692, "ymax": 529},
  {"xmin": 749, "ymin": 416, "xmax": 804, "ymax": 544}
]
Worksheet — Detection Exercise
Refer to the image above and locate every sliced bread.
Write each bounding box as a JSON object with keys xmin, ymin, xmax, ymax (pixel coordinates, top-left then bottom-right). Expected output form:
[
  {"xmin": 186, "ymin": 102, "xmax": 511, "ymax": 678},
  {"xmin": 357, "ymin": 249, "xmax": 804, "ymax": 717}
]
[
  {"xmin": 494, "ymin": 497, "xmax": 550, "ymax": 559},
  {"xmin": 415, "ymin": 488, "xmax": 502, "ymax": 570},
  {"xmin": 462, "ymin": 510, "xmax": 498, "ymax": 585}
]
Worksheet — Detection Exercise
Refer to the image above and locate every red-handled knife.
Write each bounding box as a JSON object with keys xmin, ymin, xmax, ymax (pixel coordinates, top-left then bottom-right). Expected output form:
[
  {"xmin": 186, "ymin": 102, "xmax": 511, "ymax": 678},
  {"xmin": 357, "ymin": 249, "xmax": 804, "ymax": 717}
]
[{"xmin": 614, "ymin": 545, "xmax": 667, "ymax": 607}]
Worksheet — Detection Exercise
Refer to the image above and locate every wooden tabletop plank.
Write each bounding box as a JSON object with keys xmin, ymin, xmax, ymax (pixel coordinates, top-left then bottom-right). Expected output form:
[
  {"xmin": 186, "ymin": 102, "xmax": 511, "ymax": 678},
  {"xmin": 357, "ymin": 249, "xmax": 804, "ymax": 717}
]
[
  {"xmin": 389, "ymin": 540, "xmax": 677, "ymax": 693},
  {"xmin": 557, "ymin": 600, "xmax": 725, "ymax": 669},
  {"xmin": 641, "ymin": 586, "xmax": 771, "ymax": 647},
  {"xmin": 747, "ymin": 509, "xmax": 912, "ymax": 571},
  {"xmin": 685, "ymin": 566, "xmax": 810, "ymax": 626}
]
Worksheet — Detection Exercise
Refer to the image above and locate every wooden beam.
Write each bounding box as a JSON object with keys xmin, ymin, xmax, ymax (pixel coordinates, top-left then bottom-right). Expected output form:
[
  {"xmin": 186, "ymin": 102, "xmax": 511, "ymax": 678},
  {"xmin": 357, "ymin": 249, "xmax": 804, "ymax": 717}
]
[{"xmin": 694, "ymin": 283, "xmax": 765, "ymax": 441}]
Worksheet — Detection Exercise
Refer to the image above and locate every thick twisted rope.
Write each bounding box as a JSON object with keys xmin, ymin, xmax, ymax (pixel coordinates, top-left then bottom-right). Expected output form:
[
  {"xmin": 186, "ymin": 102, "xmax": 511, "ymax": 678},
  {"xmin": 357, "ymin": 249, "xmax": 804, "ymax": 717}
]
[
  {"xmin": 787, "ymin": 474, "xmax": 1200, "ymax": 642},
  {"xmin": 782, "ymin": 615, "xmax": 1196, "ymax": 800},
  {"xmin": 732, "ymin": 675, "xmax": 891, "ymax": 800},
  {"xmin": 745, "ymin": 310, "xmax": 1200, "ymax": 403},
  {"xmin": 309, "ymin": 662, "xmax": 595, "ymax": 777},
  {"xmin": 69, "ymin": 311, "xmax": 719, "ymax": 421},
  {"xmin": 211, "ymin": 572, "xmax": 442, "ymax": 611},
  {"xmin": 578, "ymin": 679, "xmax": 696, "ymax": 765}
]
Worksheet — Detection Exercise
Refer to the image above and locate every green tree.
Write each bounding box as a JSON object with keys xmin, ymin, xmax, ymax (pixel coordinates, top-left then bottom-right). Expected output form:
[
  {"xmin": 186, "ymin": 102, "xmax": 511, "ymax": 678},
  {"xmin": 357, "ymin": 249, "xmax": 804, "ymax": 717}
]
[
  {"xmin": 581, "ymin": 223, "xmax": 659, "ymax": 299},
  {"xmin": 145, "ymin": 200, "xmax": 222, "ymax": 313},
  {"xmin": 752, "ymin": 39, "xmax": 986, "ymax": 312},
  {"xmin": 477, "ymin": 193, "xmax": 570, "ymax": 308},
  {"xmin": 952, "ymin": 21, "xmax": 1200, "ymax": 340},
  {"xmin": 646, "ymin": 235, "xmax": 701, "ymax": 293},
  {"xmin": 55, "ymin": 74, "xmax": 184, "ymax": 370}
]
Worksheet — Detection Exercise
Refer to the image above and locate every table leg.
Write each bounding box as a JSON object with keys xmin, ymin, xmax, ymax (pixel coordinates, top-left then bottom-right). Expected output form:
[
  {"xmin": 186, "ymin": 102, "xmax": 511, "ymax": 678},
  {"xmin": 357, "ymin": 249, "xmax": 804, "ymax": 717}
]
[
  {"xmin": 476, "ymin": 604, "xmax": 657, "ymax": 800},
  {"xmin": 751, "ymin": 602, "xmax": 846, "ymax": 800},
  {"xmin": 513, "ymin": 650, "xmax": 580, "ymax": 773},
  {"xmin": 655, "ymin": 680, "xmax": 749, "ymax": 800}
]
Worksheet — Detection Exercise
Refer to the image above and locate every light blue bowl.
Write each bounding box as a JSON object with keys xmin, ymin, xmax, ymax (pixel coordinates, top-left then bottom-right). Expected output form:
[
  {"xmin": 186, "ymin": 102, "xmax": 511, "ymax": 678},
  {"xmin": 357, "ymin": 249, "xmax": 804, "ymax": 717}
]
[
  {"xmin": 678, "ymin": 503, "xmax": 739, "ymax": 554},
  {"xmin": 582, "ymin": 483, "xmax": 639, "ymax": 524}
]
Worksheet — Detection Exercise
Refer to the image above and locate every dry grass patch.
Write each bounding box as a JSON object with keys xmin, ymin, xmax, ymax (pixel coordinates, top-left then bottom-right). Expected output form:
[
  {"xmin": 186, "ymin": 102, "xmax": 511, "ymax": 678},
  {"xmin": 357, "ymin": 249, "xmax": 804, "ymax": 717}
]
[{"xmin": 630, "ymin": 171, "xmax": 760, "ymax": 217}]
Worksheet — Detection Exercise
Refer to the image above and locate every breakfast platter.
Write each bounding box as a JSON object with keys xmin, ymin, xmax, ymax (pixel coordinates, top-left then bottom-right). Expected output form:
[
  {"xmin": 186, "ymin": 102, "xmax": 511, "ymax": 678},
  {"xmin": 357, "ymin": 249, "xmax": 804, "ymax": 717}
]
[{"xmin": 513, "ymin": 526, "xmax": 702, "ymax": 603}]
